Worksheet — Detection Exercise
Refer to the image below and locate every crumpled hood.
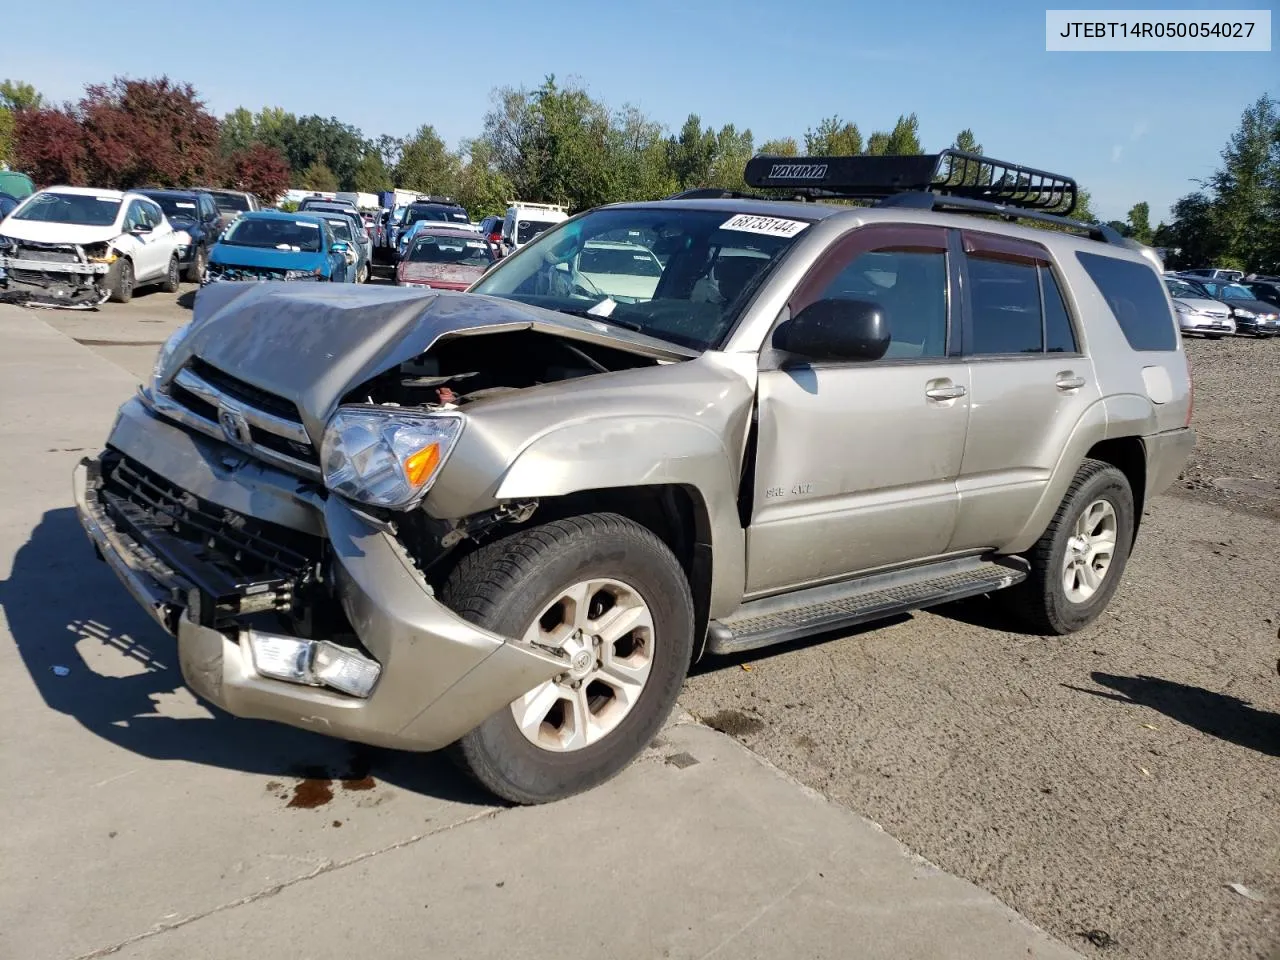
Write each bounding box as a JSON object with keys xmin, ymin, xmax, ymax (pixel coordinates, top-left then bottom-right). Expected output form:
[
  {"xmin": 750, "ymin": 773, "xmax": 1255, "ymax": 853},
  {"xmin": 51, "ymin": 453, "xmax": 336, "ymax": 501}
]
[
  {"xmin": 399, "ymin": 262, "xmax": 486, "ymax": 285},
  {"xmin": 172, "ymin": 283, "xmax": 697, "ymax": 440},
  {"xmin": 0, "ymin": 220, "xmax": 122, "ymax": 245},
  {"xmin": 209, "ymin": 243, "xmax": 326, "ymax": 271}
]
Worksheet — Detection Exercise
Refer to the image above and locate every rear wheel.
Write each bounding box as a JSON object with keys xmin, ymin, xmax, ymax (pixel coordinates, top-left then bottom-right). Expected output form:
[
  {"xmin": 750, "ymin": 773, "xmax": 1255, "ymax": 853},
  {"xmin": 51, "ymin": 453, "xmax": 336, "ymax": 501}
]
[
  {"xmin": 107, "ymin": 258, "xmax": 134, "ymax": 303},
  {"xmin": 442, "ymin": 513, "xmax": 694, "ymax": 804},
  {"xmin": 1002, "ymin": 459, "xmax": 1135, "ymax": 635}
]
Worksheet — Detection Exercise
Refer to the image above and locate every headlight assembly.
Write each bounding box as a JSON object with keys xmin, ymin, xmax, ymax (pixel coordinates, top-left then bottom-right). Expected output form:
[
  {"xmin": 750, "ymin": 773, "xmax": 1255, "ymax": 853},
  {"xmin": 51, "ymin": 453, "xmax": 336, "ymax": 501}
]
[
  {"xmin": 151, "ymin": 322, "xmax": 192, "ymax": 392},
  {"xmin": 284, "ymin": 268, "xmax": 323, "ymax": 280},
  {"xmin": 1233, "ymin": 308, "xmax": 1257, "ymax": 319},
  {"xmin": 320, "ymin": 407, "xmax": 463, "ymax": 510}
]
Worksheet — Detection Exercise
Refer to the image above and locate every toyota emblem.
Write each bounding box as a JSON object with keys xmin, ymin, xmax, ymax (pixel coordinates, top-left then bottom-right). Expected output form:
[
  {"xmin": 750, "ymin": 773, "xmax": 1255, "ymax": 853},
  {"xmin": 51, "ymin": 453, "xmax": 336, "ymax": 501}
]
[{"xmin": 217, "ymin": 404, "xmax": 252, "ymax": 447}]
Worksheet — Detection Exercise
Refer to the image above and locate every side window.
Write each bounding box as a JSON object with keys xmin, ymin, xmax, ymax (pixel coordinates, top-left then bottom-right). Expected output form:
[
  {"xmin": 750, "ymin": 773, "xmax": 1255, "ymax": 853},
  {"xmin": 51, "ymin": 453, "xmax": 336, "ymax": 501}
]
[
  {"xmin": 804, "ymin": 245, "xmax": 949, "ymax": 359},
  {"xmin": 124, "ymin": 201, "xmax": 147, "ymax": 231},
  {"xmin": 968, "ymin": 257, "xmax": 1042, "ymax": 354},
  {"xmin": 143, "ymin": 201, "xmax": 163, "ymax": 228},
  {"xmin": 1041, "ymin": 266, "xmax": 1078, "ymax": 353},
  {"xmin": 1076, "ymin": 251, "xmax": 1176, "ymax": 351}
]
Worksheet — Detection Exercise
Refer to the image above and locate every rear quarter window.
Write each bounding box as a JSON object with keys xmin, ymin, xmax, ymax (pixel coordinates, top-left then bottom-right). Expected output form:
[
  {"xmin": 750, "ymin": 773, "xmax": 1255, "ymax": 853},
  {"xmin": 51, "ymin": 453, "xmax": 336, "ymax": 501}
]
[{"xmin": 1075, "ymin": 252, "xmax": 1176, "ymax": 351}]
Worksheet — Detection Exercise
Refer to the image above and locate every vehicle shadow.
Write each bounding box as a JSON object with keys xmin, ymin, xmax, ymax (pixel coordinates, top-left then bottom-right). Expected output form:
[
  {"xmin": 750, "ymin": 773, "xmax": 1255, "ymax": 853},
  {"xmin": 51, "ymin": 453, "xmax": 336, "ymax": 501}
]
[
  {"xmin": 929, "ymin": 592, "xmax": 1045, "ymax": 637},
  {"xmin": 176, "ymin": 288, "xmax": 197, "ymax": 310},
  {"xmin": 1064, "ymin": 672, "xmax": 1280, "ymax": 758},
  {"xmin": 1, "ymin": 507, "xmax": 494, "ymax": 805}
]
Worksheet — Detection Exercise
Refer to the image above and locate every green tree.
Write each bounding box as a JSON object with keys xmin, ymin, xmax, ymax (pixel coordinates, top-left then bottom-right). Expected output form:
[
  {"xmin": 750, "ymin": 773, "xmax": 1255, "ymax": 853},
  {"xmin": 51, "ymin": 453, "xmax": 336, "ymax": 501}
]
[
  {"xmin": 707, "ymin": 123, "xmax": 754, "ymax": 191},
  {"xmin": 1208, "ymin": 94, "xmax": 1279, "ymax": 271},
  {"xmin": 352, "ymin": 150, "xmax": 388, "ymax": 192},
  {"xmin": 758, "ymin": 137, "xmax": 798, "ymax": 157},
  {"xmin": 453, "ymin": 138, "xmax": 514, "ymax": 217},
  {"xmin": 394, "ymin": 124, "xmax": 458, "ymax": 194},
  {"xmin": 804, "ymin": 116, "xmax": 862, "ymax": 155},
  {"xmin": 667, "ymin": 113, "xmax": 716, "ymax": 190},
  {"xmin": 220, "ymin": 107, "xmax": 257, "ymax": 155},
  {"xmin": 864, "ymin": 131, "xmax": 891, "ymax": 155},
  {"xmin": 885, "ymin": 113, "xmax": 922, "ymax": 154},
  {"xmin": 952, "ymin": 129, "xmax": 982, "ymax": 154},
  {"xmin": 0, "ymin": 79, "xmax": 45, "ymax": 167},
  {"xmin": 299, "ymin": 156, "xmax": 338, "ymax": 192},
  {"xmin": 1125, "ymin": 201, "xmax": 1153, "ymax": 244}
]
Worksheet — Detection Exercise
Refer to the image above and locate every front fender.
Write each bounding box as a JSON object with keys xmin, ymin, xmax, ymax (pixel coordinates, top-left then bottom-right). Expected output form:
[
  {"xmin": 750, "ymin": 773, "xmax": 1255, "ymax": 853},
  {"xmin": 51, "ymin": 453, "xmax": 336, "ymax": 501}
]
[{"xmin": 492, "ymin": 416, "xmax": 747, "ymax": 619}]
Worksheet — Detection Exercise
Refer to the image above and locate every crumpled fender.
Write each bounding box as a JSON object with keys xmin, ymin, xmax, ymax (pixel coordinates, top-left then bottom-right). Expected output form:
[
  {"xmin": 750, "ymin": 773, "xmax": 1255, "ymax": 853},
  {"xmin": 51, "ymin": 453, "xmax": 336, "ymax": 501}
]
[{"xmin": 492, "ymin": 414, "xmax": 749, "ymax": 618}]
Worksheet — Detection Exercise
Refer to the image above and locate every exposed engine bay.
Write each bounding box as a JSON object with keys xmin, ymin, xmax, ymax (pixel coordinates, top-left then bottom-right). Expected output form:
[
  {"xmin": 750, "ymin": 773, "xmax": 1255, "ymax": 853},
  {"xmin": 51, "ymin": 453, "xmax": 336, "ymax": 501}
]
[{"xmin": 341, "ymin": 328, "xmax": 666, "ymax": 409}]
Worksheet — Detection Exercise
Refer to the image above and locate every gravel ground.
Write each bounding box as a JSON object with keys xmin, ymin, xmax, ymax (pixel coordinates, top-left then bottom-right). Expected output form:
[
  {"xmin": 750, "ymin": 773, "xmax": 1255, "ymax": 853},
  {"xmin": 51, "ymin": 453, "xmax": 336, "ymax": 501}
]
[
  {"xmin": 1175, "ymin": 335, "xmax": 1280, "ymax": 518},
  {"xmin": 684, "ymin": 334, "xmax": 1280, "ymax": 960}
]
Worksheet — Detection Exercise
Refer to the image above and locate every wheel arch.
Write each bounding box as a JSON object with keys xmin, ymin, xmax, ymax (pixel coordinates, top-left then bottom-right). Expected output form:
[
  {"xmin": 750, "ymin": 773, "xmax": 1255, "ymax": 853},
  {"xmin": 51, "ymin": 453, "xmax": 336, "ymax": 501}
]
[
  {"xmin": 1084, "ymin": 436, "xmax": 1147, "ymax": 543},
  {"xmin": 524, "ymin": 484, "xmax": 717, "ymax": 662}
]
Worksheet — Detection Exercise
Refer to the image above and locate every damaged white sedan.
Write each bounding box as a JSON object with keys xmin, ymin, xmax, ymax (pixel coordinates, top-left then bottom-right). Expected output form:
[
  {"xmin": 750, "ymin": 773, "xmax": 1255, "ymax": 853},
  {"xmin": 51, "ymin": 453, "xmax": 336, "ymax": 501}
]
[{"xmin": 0, "ymin": 186, "xmax": 183, "ymax": 308}]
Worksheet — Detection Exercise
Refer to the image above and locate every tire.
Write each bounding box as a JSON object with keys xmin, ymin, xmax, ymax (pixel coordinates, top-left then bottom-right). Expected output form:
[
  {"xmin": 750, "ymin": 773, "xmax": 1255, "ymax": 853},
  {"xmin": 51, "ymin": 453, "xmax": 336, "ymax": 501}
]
[
  {"xmin": 160, "ymin": 255, "xmax": 180, "ymax": 294},
  {"xmin": 442, "ymin": 513, "xmax": 695, "ymax": 804},
  {"xmin": 357, "ymin": 263, "xmax": 369, "ymax": 284},
  {"xmin": 185, "ymin": 246, "xmax": 206, "ymax": 284},
  {"xmin": 1003, "ymin": 458, "xmax": 1135, "ymax": 635},
  {"xmin": 107, "ymin": 258, "xmax": 134, "ymax": 304}
]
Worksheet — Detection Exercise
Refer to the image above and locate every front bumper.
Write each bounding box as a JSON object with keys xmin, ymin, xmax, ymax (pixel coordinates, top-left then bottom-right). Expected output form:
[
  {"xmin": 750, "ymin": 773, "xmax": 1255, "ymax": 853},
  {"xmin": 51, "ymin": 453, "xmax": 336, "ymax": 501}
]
[
  {"xmin": 0, "ymin": 255, "xmax": 111, "ymax": 307},
  {"xmin": 1237, "ymin": 315, "xmax": 1280, "ymax": 334},
  {"xmin": 73, "ymin": 398, "xmax": 564, "ymax": 751}
]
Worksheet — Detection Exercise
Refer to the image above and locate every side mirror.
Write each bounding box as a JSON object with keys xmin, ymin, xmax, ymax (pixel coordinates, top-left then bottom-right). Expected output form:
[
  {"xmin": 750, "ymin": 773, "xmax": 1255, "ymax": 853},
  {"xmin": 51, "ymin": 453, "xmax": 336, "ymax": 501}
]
[
  {"xmin": 332, "ymin": 241, "xmax": 350, "ymax": 253},
  {"xmin": 130, "ymin": 224, "xmax": 152, "ymax": 235},
  {"xmin": 772, "ymin": 298, "xmax": 891, "ymax": 363}
]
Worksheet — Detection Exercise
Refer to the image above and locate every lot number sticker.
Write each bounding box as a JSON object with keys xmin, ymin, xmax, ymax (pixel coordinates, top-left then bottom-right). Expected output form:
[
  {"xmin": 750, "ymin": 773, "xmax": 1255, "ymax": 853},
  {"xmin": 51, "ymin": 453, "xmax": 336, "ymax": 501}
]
[{"xmin": 720, "ymin": 214, "xmax": 809, "ymax": 238}]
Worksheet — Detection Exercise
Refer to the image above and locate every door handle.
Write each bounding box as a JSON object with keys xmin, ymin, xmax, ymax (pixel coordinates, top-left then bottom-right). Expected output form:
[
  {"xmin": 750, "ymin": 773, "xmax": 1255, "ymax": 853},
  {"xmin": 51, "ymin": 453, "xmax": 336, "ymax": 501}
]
[
  {"xmin": 925, "ymin": 380, "xmax": 967, "ymax": 401},
  {"xmin": 1056, "ymin": 372, "xmax": 1086, "ymax": 391}
]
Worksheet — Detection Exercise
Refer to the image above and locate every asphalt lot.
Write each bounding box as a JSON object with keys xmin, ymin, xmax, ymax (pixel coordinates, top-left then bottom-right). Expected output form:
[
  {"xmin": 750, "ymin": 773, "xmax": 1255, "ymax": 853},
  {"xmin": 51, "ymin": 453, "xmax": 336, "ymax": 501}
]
[{"xmin": 11, "ymin": 287, "xmax": 1280, "ymax": 960}]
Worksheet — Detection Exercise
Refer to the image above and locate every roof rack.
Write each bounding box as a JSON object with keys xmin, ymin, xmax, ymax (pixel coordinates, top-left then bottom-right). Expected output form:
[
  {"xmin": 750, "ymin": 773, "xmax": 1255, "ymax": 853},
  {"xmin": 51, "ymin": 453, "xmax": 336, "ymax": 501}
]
[
  {"xmin": 736, "ymin": 149, "xmax": 1143, "ymax": 245},
  {"xmin": 744, "ymin": 150, "xmax": 1078, "ymax": 213},
  {"xmin": 664, "ymin": 187, "xmax": 762, "ymax": 201}
]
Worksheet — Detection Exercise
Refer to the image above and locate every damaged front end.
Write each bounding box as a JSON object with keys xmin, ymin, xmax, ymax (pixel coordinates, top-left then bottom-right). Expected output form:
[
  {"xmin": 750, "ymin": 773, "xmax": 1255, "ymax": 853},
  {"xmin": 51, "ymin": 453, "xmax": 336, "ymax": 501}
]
[
  {"xmin": 74, "ymin": 284, "xmax": 751, "ymax": 752},
  {"xmin": 0, "ymin": 237, "xmax": 116, "ymax": 308}
]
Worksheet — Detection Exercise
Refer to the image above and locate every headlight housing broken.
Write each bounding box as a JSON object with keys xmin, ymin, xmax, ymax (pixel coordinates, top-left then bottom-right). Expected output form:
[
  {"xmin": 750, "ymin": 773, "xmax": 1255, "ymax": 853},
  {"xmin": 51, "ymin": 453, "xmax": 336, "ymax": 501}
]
[{"xmin": 320, "ymin": 406, "xmax": 463, "ymax": 510}]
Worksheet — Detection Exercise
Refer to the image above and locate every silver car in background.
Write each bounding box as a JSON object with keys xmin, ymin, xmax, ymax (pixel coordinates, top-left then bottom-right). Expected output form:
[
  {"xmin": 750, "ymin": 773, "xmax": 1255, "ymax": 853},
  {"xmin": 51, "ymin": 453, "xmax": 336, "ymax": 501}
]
[{"xmin": 1164, "ymin": 277, "xmax": 1235, "ymax": 338}]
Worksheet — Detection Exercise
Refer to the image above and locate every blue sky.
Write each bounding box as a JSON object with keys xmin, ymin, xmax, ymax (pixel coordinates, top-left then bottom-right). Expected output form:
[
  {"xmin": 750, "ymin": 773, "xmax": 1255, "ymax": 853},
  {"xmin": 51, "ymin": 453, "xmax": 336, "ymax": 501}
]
[{"xmin": 4, "ymin": 0, "xmax": 1275, "ymax": 223}]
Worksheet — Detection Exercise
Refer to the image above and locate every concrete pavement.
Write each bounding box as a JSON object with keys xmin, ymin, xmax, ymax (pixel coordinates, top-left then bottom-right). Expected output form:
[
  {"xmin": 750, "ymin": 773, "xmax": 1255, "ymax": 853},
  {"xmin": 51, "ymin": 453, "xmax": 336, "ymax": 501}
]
[{"xmin": 0, "ymin": 303, "xmax": 1082, "ymax": 960}]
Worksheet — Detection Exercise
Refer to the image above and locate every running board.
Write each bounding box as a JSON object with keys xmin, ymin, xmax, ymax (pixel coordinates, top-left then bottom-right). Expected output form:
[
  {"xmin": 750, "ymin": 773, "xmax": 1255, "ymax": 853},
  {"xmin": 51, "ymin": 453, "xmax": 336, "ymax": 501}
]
[{"xmin": 706, "ymin": 556, "xmax": 1028, "ymax": 655}]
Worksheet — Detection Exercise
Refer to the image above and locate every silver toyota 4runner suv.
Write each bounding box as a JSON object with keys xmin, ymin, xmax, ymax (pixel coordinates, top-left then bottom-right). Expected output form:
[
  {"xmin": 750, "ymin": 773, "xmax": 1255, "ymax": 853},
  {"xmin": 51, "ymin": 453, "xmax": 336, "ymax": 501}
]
[{"xmin": 74, "ymin": 151, "xmax": 1194, "ymax": 803}]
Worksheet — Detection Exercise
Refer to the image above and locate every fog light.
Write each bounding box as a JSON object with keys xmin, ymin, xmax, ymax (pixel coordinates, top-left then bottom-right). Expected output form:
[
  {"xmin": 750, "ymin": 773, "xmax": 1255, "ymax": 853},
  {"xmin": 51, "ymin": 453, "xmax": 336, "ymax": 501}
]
[
  {"xmin": 248, "ymin": 632, "xmax": 312, "ymax": 683},
  {"xmin": 313, "ymin": 641, "xmax": 381, "ymax": 697}
]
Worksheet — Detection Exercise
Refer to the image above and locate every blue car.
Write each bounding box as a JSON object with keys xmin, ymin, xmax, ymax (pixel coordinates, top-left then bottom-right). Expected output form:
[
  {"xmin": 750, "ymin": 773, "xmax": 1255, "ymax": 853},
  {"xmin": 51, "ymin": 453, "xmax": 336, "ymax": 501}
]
[{"xmin": 203, "ymin": 210, "xmax": 353, "ymax": 284}]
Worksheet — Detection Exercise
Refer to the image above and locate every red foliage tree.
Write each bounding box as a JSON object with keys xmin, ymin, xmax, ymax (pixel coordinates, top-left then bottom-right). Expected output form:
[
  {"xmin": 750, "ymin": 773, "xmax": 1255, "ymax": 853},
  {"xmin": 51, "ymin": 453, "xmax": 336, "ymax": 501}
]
[
  {"xmin": 13, "ymin": 108, "xmax": 91, "ymax": 186},
  {"xmin": 227, "ymin": 143, "xmax": 292, "ymax": 202},
  {"xmin": 78, "ymin": 77, "xmax": 221, "ymax": 188}
]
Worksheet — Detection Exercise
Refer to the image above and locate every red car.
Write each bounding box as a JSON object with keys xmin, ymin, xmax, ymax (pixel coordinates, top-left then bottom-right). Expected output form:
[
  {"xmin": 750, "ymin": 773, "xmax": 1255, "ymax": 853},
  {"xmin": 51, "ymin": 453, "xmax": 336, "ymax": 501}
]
[{"xmin": 395, "ymin": 227, "xmax": 498, "ymax": 290}]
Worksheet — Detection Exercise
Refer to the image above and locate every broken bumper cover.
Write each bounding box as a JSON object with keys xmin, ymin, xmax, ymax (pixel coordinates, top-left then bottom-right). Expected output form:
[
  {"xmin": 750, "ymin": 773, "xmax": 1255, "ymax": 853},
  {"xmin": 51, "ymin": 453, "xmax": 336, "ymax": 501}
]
[
  {"xmin": 0, "ymin": 255, "xmax": 111, "ymax": 307},
  {"xmin": 72, "ymin": 399, "xmax": 564, "ymax": 752}
]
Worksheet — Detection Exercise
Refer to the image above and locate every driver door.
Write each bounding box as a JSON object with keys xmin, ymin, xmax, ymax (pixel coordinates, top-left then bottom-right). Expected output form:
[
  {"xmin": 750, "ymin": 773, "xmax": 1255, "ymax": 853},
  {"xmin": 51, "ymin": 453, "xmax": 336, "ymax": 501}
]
[
  {"xmin": 124, "ymin": 200, "xmax": 166, "ymax": 280},
  {"xmin": 745, "ymin": 224, "xmax": 971, "ymax": 597}
]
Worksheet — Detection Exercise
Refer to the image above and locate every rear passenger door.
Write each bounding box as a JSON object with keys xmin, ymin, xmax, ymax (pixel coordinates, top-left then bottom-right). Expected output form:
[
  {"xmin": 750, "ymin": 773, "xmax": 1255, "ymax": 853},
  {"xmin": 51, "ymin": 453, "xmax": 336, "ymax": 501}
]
[{"xmin": 947, "ymin": 230, "xmax": 1101, "ymax": 552}]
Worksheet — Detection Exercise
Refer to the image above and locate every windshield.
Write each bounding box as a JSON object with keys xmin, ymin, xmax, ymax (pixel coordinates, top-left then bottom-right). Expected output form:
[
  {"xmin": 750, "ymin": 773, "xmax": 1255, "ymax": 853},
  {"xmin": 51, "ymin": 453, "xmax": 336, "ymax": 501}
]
[
  {"xmin": 148, "ymin": 195, "xmax": 199, "ymax": 220},
  {"xmin": 408, "ymin": 235, "xmax": 494, "ymax": 266},
  {"xmin": 221, "ymin": 217, "xmax": 323, "ymax": 252},
  {"xmin": 1216, "ymin": 283, "xmax": 1254, "ymax": 300},
  {"xmin": 1165, "ymin": 280, "xmax": 1202, "ymax": 299},
  {"xmin": 209, "ymin": 192, "xmax": 250, "ymax": 214},
  {"xmin": 13, "ymin": 192, "xmax": 121, "ymax": 226},
  {"xmin": 472, "ymin": 207, "xmax": 809, "ymax": 351},
  {"xmin": 405, "ymin": 205, "xmax": 469, "ymax": 227}
]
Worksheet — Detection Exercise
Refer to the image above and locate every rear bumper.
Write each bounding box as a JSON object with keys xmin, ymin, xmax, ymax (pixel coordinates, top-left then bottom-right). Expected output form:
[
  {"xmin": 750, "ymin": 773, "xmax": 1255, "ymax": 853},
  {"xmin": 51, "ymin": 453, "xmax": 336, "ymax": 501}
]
[
  {"xmin": 1144, "ymin": 427, "xmax": 1196, "ymax": 499},
  {"xmin": 73, "ymin": 399, "xmax": 564, "ymax": 751}
]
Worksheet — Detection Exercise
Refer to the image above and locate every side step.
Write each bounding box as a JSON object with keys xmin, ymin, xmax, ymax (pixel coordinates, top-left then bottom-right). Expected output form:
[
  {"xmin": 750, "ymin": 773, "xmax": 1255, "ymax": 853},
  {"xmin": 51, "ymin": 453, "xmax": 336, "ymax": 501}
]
[{"xmin": 706, "ymin": 556, "xmax": 1028, "ymax": 656}]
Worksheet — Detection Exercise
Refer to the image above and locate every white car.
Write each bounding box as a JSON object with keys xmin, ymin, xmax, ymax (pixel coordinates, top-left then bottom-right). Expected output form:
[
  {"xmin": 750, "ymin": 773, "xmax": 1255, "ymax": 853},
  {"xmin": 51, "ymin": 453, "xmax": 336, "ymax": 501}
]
[
  {"xmin": 576, "ymin": 240, "xmax": 665, "ymax": 300},
  {"xmin": 1164, "ymin": 277, "xmax": 1236, "ymax": 339},
  {"xmin": 0, "ymin": 186, "xmax": 183, "ymax": 308}
]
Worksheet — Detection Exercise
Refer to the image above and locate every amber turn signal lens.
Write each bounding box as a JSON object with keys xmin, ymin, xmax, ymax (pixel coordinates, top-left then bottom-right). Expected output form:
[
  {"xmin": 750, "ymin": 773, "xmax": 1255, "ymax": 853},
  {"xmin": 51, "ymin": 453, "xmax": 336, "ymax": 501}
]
[{"xmin": 404, "ymin": 443, "xmax": 441, "ymax": 487}]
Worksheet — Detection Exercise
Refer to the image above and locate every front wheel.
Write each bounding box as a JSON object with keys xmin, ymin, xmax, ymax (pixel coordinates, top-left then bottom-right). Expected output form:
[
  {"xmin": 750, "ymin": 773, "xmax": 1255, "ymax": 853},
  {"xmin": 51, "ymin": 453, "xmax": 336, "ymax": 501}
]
[
  {"xmin": 160, "ymin": 254, "xmax": 181, "ymax": 293},
  {"xmin": 107, "ymin": 258, "xmax": 134, "ymax": 303},
  {"xmin": 1002, "ymin": 458, "xmax": 1135, "ymax": 635},
  {"xmin": 442, "ymin": 513, "xmax": 695, "ymax": 804},
  {"xmin": 185, "ymin": 247, "xmax": 207, "ymax": 284}
]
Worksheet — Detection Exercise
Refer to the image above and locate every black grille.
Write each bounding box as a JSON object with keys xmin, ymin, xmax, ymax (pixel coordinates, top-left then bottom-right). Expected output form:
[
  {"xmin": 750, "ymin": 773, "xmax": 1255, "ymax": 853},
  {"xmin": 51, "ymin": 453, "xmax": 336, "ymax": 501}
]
[
  {"xmin": 100, "ymin": 452, "xmax": 321, "ymax": 587},
  {"xmin": 251, "ymin": 427, "xmax": 320, "ymax": 465},
  {"xmin": 209, "ymin": 264, "xmax": 286, "ymax": 282},
  {"xmin": 187, "ymin": 357, "xmax": 303, "ymax": 424}
]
